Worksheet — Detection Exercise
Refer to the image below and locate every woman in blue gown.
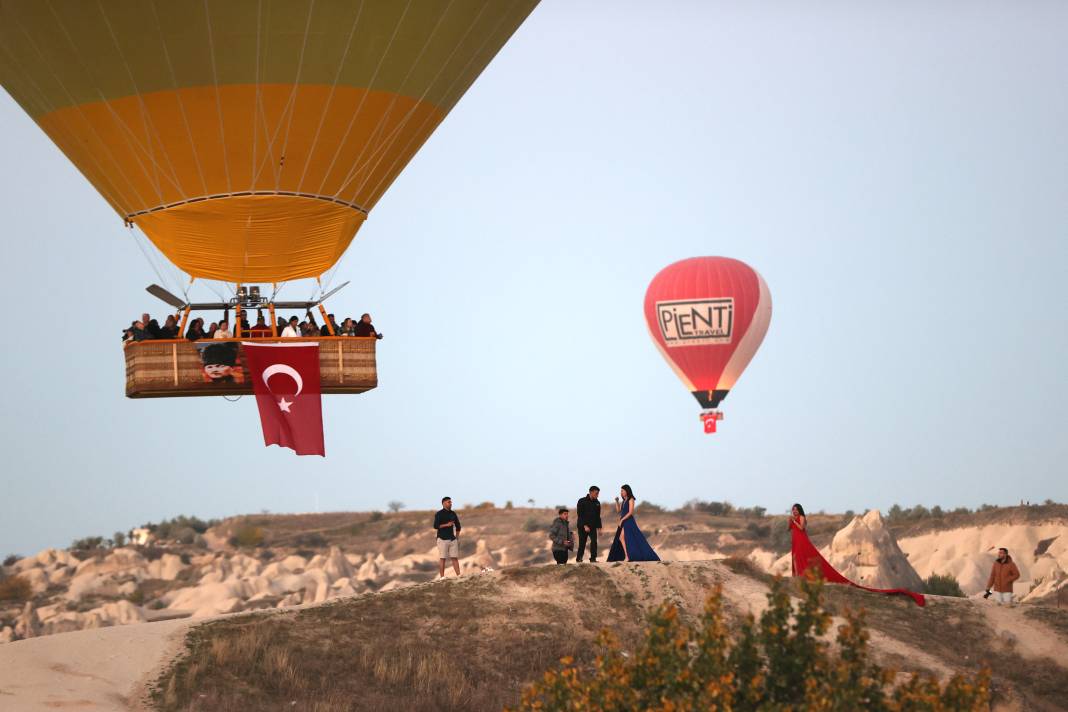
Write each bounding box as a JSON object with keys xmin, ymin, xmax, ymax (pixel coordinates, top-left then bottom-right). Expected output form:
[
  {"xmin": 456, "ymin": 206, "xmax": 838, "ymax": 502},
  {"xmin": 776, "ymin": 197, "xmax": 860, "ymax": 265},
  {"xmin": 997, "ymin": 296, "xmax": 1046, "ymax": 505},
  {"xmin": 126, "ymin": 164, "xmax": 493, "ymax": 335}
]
[{"xmin": 607, "ymin": 484, "xmax": 660, "ymax": 562}]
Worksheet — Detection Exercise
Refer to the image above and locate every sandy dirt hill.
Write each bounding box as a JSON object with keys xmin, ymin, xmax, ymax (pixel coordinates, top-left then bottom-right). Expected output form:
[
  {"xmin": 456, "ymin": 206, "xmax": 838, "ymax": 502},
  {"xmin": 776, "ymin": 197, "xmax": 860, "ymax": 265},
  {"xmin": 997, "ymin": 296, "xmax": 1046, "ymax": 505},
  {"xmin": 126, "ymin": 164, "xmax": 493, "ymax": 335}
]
[
  {"xmin": 3, "ymin": 505, "xmax": 1066, "ymax": 646},
  {"xmin": 1, "ymin": 559, "xmax": 1066, "ymax": 711}
]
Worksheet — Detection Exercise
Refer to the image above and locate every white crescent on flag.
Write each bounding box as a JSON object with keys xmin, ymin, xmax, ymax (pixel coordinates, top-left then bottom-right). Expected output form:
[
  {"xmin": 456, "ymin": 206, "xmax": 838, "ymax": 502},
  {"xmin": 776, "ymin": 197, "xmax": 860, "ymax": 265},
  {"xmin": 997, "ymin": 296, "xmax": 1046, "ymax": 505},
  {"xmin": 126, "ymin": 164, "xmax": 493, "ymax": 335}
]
[{"xmin": 262, "ymin": 364, "xmax": 304, "ymax": 397}]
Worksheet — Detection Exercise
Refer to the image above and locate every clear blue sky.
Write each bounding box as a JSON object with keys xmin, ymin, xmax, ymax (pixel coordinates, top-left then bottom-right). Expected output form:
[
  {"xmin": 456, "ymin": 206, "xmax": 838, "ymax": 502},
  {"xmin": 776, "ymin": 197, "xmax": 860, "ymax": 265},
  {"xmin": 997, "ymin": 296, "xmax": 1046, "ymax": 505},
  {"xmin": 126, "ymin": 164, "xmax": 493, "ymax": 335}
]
[{"xmin": 2, "ymin": 1, "xmax": 1065, "ymax": 556}]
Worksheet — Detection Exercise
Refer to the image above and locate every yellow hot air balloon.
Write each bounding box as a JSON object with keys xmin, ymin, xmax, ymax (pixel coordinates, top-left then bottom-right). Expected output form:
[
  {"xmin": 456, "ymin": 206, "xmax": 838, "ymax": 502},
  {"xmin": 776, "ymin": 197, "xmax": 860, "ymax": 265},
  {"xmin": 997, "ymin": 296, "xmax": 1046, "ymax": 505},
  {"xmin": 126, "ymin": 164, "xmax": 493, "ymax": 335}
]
[
  {"xmin": 1, "ymin": 0, "xmax": 536, "ymax": 281},
  {"xmin": 1, "ymin": 0, "xmax": 538, "ymax": 397}
]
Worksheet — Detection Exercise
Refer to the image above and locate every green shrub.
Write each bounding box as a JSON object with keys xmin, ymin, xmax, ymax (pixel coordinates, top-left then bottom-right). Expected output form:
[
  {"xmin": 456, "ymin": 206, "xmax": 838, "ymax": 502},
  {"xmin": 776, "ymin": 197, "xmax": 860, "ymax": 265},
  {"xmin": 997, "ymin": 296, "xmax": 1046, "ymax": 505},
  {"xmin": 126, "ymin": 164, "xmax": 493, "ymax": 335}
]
[
  {"xmin": 379, "ymin": 521, "xmax": 404, "ymax": 541},
  {"xmin": 230, "ymin": 526, "xmax": 265, "ymax": 548},
  {"xmin": 387, "ymin": 501, "xmax": 405, "ymax": 513},
  {"xmin": 0, "ymin": 575, "xmax": 33, "ymax": 602},
  {"xmin": 512, "ymin": 575, "xmax": 989, "ymax": 711},
  {"xmin": 684, "ymin": 499, "xmax": 734, "ymax": 516},
  {"xmin": 71, "ymin": 536, "xmax": 104, "ymax": 551},
  {"xmin": 641, "ymin": 502, "xmax": 666, "ymax": 513},
  {"xmin": 504, "ymin": 500, "xmax": 514, "ymax": 509},
  {"xmin": 745, "ymin": 521, "xmax": 771, "ymax": 539},
  {"xmin": 3, "ymin": 554, "xmax": 18, "ymax": 568},
  {"xmin": 147, "ymin": 515, "xmax": 219, "ymax": 540},
  {"xmin": 475, "ymin": 501, "xmax": 495, "ymax": 509},
  {"xmin": 293, "ymin": 533, "xmax": 327, "ymax": 548},
  {"xmin": 924, "ymin": 573, "xmax": 965, "ymax": 598},
  {"xmin": 523, "ymin": 516, "xmax": 542, "ymax": 533},
  {"xmin": 369, "ymin": 511, "xmax": 384, "ymax": 522},
  {"xmin": 769, "ymin": 519, "xmax": 792, "ymax": 552},
  {"xmin": 736, "ymin": 505, "xmax": 767, "ymax": 518}
]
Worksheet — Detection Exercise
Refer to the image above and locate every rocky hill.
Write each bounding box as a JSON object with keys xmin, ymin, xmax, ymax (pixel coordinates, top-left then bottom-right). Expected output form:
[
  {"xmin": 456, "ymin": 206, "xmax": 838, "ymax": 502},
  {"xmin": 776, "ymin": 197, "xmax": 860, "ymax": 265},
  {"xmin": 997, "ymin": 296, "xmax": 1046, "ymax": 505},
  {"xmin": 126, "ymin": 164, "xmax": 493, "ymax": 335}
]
[
  {"xmin": 1, "ymin": 558, "xmax": 1067, "ymax": 711},
  {"xmin": 2, "ymin": 504, "xmax": 1066, "ymax": 645}
]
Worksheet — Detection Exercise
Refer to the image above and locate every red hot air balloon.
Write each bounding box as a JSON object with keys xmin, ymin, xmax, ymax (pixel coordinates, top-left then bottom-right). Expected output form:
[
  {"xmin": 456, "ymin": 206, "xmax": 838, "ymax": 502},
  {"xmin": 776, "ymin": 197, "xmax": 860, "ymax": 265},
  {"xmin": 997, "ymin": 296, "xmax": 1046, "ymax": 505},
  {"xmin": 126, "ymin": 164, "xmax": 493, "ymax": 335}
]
[{"xmin": 644, "ymin": 257, "xmax": 772, "ymax": 433}]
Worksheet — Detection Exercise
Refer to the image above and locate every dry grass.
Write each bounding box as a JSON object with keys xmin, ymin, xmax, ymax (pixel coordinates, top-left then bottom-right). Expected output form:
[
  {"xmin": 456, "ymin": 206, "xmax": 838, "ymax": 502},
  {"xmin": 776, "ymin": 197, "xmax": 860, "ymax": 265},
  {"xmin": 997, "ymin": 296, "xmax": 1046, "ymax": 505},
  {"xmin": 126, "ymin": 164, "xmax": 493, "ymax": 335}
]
[
  {"xmin": 151, "ymin": 566, "xmax": 641, "ymax": 712},
  {"xmin": 148, "ymin": 561, "xmax": 1068, "ymax": 712},
  {"xmin": 1025, "ymin": 605, "xmax": 1068, "ymax": 643}
]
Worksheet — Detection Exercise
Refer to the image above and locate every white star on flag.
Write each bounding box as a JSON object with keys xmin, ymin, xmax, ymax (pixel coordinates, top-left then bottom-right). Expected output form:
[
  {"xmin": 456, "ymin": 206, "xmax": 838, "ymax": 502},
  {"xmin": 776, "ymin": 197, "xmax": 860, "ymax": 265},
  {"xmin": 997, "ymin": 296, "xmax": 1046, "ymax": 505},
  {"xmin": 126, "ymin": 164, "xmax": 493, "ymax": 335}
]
[{"xmin": 278, "ymin": 398, "xmax": 293, "ymax": 412}]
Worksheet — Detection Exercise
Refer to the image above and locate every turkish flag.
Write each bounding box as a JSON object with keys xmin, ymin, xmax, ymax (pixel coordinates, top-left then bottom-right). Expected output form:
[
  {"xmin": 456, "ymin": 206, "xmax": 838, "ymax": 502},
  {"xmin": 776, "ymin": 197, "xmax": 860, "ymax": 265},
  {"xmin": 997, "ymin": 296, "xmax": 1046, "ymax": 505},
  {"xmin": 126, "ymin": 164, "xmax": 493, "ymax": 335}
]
[{"xmin": 243, "ymin": 343, "xmax": 325, "ymax": 456}]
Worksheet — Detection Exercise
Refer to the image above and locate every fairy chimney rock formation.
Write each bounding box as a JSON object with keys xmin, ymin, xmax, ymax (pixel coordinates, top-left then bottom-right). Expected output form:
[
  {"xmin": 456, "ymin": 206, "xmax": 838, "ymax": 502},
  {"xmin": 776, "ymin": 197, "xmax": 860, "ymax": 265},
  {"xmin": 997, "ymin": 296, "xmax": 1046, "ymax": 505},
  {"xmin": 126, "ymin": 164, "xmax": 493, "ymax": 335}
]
[{"xmin": 826, "ymin": 510, "xmax": 925, "ymax": 591}]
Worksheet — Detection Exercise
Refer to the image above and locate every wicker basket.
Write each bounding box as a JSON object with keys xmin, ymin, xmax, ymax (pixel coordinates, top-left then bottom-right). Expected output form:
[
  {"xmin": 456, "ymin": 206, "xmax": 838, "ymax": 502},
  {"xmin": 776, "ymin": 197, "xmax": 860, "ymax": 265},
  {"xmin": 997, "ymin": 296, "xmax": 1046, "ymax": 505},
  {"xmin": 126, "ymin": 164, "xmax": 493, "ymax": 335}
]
[{"xmin": 124, "ymin": 337, "xmax": 377, "ymax": 398}]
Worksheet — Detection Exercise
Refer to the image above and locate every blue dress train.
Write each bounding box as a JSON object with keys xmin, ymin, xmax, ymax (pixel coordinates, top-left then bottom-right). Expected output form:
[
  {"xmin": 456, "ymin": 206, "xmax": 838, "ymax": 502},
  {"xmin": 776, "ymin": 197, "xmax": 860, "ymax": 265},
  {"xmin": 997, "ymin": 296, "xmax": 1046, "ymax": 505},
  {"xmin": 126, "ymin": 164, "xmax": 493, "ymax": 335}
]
[{"xmin": 607, "ymin": 497, "xmax": 660, "ymax": 562}]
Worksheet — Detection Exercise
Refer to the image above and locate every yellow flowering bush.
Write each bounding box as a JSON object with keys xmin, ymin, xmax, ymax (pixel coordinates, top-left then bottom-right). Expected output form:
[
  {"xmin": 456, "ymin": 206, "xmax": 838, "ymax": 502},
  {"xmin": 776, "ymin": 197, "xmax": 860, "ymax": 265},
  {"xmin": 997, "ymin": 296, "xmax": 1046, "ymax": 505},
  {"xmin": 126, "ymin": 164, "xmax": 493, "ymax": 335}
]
[{"xmin": 511, "ymin": 575, "xmax": 989, "ymax": 711}]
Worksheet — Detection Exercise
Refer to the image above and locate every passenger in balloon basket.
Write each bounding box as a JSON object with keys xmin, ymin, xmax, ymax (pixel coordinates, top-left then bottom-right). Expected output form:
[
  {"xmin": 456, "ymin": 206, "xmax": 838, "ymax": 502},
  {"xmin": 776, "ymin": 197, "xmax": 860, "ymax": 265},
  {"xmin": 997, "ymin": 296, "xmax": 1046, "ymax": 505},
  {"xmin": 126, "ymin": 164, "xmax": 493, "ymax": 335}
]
[
  {"xmin": 549, "ymin": 508, "xmax": 573, "ymax": 565},
  {"xmin": 123, "ymin": 320, "xmax": 149, "ymax": 343},
  {"xmin": 185, "ymin": 317, "xmax": 206, "ymax": 341},
  {"xmin": 249, "ymin": 313, "xmax": 272, "ymax": 338},
  {"xmin": 433, "ymin": 497, "xmax": 462, "ymax": 578},
  {"xmin": 319, "ymin": 314, "xmax": 341, "ymax": 336},
  {"xmin": 196, "ymin": 342, "xmax": 245, "ymax": 385},
  {"xmin": 353, "ymin": 313, "xmax": 383, "ymax": 339},
  {"xmin": 576, "ymin": 486, "xmax": 602, "ymax": 562},
  {"xmin": 213, "ymin": 319, "xmax": 233, "ymax": 339},
  {"xmin": 145, "ymin": 318, "xmax": 163, "ymax": 339},
  {"xmin": 281, "ymin": 316, "xmax": 301, "ymax": 338},
  {"xmin": 159, "ymin": 314, "xmax": 180, "ymax": 339},
  {"xmin": 606, "ymin": 485, "xmax": 660, "ymax": 563}
]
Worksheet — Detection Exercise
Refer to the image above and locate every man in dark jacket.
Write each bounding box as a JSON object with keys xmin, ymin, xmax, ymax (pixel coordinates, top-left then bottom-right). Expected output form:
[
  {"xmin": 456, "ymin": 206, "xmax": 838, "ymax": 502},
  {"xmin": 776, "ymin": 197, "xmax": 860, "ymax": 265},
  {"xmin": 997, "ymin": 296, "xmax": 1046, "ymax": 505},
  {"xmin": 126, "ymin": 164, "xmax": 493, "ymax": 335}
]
[
  {"xmin": 576, "ymin": 486, "xmax": 602, "ymax": 563},
  {"xmin": 985, "ymin": 547, "xmax": 1021, "ymax": 605},
  {"xmin": 353, "ymin": 313, "xmax": 383, "ymax": 339},
  {"xmin": 549, "ymin": 508, "xmax": 572, "ymax": 565},
  {"xmin": 433, "ymin": 496, "xmax": 462, "ymax": 578}
]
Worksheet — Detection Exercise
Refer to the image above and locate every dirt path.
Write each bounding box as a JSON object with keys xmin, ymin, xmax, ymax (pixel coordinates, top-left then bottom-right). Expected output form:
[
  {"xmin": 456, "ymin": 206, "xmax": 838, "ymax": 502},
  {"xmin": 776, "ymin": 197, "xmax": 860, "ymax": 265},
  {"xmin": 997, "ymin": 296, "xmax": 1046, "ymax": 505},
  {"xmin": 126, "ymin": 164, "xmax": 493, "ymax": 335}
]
[
  {"xmin": 0, "ymin": 619, "xmax": 190, "ymax": 711},
  {"xmin": 980, "ymin": 602, "xmax": 1068, "ymax": 668}
]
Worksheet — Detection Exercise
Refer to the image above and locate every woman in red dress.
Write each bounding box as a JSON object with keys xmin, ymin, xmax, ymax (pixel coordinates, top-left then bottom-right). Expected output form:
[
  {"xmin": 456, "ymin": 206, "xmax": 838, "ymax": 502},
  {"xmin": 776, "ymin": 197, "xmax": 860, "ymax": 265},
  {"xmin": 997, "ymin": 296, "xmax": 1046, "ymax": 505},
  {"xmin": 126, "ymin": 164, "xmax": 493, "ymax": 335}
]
[{"xmin": 789, "ymin": 502, "xmax": 925, "ymax": 607}]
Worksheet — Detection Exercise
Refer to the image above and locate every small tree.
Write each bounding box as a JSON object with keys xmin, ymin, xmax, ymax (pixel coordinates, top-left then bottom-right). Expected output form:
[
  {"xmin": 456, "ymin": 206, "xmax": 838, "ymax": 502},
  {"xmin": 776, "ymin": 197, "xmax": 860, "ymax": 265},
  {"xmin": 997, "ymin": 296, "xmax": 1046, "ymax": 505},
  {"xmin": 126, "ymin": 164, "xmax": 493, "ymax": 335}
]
[
  {"xmin": 71, "ymin": 536, "xmax": 104, "ymax": 551},
  {"xmin": 113, "ymin": 531, "xmax": 126, "ymax": 547},
  {"xmin": 512, "ymin": 575, "xmax": 989, "ymax": 711},
  {"xmin": 3, "ymin": 554, "xmax": 19, "ymax": 567},
  {"xmin": 925, "ymin": 573, "xmax": 965, "ymax": 598},
  {"xmin": 387, "ymin": 501, "xmax": 405, "ymax": 513}
]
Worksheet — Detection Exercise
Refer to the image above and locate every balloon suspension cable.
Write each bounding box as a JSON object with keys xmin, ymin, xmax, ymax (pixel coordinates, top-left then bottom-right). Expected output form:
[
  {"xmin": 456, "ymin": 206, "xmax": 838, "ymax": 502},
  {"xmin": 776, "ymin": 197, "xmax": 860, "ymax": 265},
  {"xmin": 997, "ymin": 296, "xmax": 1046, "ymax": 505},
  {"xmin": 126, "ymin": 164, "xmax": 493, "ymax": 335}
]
[{"xmin": 700, "ymin": 410, "xmax": 724, "ymax": 434}]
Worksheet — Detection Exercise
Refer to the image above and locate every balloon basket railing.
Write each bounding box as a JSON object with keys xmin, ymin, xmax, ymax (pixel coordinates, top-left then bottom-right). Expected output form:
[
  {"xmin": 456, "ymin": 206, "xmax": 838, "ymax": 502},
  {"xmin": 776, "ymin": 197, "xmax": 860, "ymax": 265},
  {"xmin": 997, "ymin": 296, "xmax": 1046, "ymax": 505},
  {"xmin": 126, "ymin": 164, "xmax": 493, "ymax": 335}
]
[{"xmin": 700, "ymin": 410, "xmax": 724, "ymax": 434}]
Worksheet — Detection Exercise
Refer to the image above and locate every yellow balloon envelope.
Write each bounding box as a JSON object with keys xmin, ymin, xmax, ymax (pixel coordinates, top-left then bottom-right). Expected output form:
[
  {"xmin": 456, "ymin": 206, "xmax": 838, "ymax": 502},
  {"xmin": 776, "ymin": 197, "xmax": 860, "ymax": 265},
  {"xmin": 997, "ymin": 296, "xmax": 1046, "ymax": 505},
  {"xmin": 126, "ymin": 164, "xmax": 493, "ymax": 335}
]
[{"xmin": 0, "ymin": 0, "xmax": 538, "ymax": 282}]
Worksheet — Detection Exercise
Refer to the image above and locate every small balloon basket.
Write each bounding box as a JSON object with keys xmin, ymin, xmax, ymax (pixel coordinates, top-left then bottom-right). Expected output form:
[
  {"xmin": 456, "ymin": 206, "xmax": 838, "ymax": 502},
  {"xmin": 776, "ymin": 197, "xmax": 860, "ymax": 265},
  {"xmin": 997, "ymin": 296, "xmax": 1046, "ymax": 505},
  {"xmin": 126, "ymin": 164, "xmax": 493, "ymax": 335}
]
[{"xmin": 700, "ymin": 410, "xmax": 724, "ymax": 434}]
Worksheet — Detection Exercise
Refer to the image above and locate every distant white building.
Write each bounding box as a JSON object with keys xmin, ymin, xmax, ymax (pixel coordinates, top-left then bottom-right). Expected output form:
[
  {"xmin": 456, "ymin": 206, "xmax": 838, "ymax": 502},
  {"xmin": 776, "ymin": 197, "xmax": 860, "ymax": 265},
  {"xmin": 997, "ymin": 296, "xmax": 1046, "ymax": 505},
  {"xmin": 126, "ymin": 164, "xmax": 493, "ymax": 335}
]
[{"xmin": 130, "ymin": 528, "xmax": 155, "ymax": 546}]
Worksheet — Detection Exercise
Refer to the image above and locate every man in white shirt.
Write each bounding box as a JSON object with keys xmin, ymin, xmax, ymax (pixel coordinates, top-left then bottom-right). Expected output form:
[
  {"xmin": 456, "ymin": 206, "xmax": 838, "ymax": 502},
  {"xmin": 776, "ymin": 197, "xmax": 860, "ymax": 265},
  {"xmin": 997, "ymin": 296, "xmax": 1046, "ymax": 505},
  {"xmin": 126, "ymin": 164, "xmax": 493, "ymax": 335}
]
[
  {"xmin": 213, "ymin": 320, "xmax": 233, "ymax": 339},
  {"xmin": 280, "ymin": 316, "xmax": 301, "ymax": 338}
]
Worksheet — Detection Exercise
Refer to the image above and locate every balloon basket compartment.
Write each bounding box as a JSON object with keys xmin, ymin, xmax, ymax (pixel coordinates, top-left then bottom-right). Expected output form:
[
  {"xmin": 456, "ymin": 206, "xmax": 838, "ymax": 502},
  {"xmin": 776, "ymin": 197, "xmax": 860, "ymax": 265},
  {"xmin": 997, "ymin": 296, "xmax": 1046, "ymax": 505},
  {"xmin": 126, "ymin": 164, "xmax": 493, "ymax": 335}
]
[{"xmin": 700, "ymin": 410, "xmax": 724, "ymax": 434}]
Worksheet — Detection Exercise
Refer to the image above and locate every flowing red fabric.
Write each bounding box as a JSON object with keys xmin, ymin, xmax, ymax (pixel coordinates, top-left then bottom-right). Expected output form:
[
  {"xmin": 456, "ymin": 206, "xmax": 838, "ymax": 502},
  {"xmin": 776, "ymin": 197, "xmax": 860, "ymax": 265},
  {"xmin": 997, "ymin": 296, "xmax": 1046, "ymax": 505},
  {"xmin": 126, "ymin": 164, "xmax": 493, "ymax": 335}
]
[
  {"xmin": 244, "ymin": 343, "xmax": 325, "ymax": 457},
  {"xmin": 790, "ymin": 519, "xmax": 925, "ymax": 607}
]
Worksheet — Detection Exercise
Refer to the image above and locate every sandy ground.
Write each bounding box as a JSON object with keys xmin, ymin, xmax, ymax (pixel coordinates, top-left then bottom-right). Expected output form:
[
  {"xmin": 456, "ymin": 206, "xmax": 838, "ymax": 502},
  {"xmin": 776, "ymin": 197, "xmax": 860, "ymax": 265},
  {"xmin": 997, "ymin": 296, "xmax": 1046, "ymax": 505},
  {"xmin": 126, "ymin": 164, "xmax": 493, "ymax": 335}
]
[{"xmin": 0, "ymin": 619, "xmax": 190, "ymax": 711}]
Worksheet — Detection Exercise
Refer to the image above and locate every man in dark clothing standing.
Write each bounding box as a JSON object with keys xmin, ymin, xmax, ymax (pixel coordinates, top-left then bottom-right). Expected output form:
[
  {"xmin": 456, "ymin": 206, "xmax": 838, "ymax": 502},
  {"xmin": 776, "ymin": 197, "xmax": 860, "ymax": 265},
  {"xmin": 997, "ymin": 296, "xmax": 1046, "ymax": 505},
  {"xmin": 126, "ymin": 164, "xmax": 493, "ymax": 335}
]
[
  {"xmin": 549, "ymin": 508, "xmax": 572, "ymax": 565},
  {"xmin": 576, "ymin": 486, "xmax": 602, "ymax": 562},
  {"xmin": 433, "ymin": 496, "xmax": 462, "ymax": 578}
]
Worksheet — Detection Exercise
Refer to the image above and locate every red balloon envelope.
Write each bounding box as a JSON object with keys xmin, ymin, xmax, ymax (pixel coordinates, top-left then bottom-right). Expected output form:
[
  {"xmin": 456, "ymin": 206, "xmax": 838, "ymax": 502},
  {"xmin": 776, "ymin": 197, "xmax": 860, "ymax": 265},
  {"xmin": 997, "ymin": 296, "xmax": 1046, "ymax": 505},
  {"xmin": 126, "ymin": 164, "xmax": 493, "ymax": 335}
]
[{"xmin": 644, "ymin": 257, "xmax": 772, "ymax": 432}]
